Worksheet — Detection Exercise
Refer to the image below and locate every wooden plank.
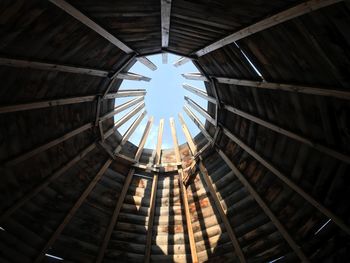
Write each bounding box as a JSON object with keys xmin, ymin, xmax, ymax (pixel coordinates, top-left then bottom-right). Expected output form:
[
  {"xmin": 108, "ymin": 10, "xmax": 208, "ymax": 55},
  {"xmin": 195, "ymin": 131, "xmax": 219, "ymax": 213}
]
[
  {"xmin": 162, "ymin": 53, "xmax": 168, "ymax": 64},
  {"xmin": 161, "ymin": 0, "xmax": 172, "ymax": 47},
  {"xmin": 0, "ymin": 57, "xmax": 108, "ymax": 77},
  {"xmin": 173, "ymin": 57, "xmax": 191, "ymax": 67},
  {"xmin": 104, "ymin": 102, "xmax": 145, "ymax": 139},
  {"xmin": 134, "ymin": 116, "xmax": 154, "ymax": 161},
  {"xmin": 194, "ymin": 0, "xmax": 342, "ymax": 56},
  {"xmin": 169, "ymin": 117, "xmax": 198, "ymax": 263},
  {"xmin": 198, "ymin": 162, "xmax": 246, "ymax": 263},
  {"xmin": 34, "ymin": 158, "xmax": 112, "ymax": 263},
  {"xmin": 49, "ymin": 0, "xmax": 134, "ymax": 53},
  {"xmin": 184, "ymin": 112, "xmax": 309, "ymax": 261},
  {"xmin": 99, "ymin": 96, "xmax": 144, "ymax": 122},
  {"xmin": 95, "ymin": 168, "xmax": 136, "ymax": 263},
  {"xmin": 117, "ymin": 72, "xmax": 151, "ymax": 82},
  {"xmin": 104, "ymin": 89, "xmax": 146, "ymax": 99},
  {"xmin": 183, "ymin": 105, "xmax": 212, "ymax": 142},
  {"xmin": 136, "ymin": 56, "xmax": 157, "ymax": 71},
  {"xmin": 224, "ymin": 104, "xmax": 350, "ymax": 164},
  {"xmin": 145, "ymin": 120, "xmax": 163, "ymax": 263},
  {"xmin": 95, "ymin": 96, "xmax": 102, "ymax": 126},
  {"xmin": 182, "ymin": 84, "xmax": 217, "ymax": 104},
  {"xmin": 182, "ymin": 72, "xmax": 208, "ymax": 82},
  {"xmin": 185, "ymin": 96, "xmax": 216, "ymax": 126},
  {"xmin": 221, "ymin": 126, "xmax": 350, "ymax": 235},
  {"xmin": 216, "ymin": 77, "xmax": 350, "ymax": 100},
  {"xmin": 4, "ymin": 123, "xmax": 93, "ymax": 166},
  {"xmin": 114, "ymin": 110, "xmax": 147, "ymax": 154},
  {"xmin": 0, "ymin": 143, "xmax": 96, "ymax": 224},
  {"xmin": 178, "ymin": 113, "xmax": 197, "ymax": 155}
]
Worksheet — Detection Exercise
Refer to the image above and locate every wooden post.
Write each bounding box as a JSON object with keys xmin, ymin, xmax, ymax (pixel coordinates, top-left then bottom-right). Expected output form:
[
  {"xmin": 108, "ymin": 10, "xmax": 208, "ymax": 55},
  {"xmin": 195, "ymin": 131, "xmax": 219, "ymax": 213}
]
[
  {"xmin": 34, "ymin": 159, "xmax": 112, "ymax": 262},
  {"xmin": 178, "ymin": 113, "xmax": 197, "ymax": 155},
  {"xmin": 161, "ymin": 0, "xmax": 172, "ymax": 48},
  {"xmin": 144, "ymin": 119, "xmax": 164, "ymax": 263},
  {"xmin": 169, "ymin": 117, "xmax": 198, "ymax": 263},
  {"xmin": 135, "ymin": 116, "xmax": 154, "ymax": 161}
]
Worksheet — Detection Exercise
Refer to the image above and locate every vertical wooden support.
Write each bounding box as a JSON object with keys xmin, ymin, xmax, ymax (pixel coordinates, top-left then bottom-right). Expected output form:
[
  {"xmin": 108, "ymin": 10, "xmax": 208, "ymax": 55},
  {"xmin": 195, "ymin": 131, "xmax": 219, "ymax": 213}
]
[
  {"xmin": 169, "ymin": 117, "xmax": 198, "ymax": 263},
  {"xmin": 198, "ymin": 162, "xmax": 246, "ymax": 262},
  {"xmin": 96, "ymin": 116, "xmax": 154, "ymax": 263},
  {"xmin": 35, "ymin": 159, "xmax": 112, "ymax": 263},
  {"xmin": 144, "ymin": 119, "xmax": 164, "ymax": 263},
  {"xmin": 178, "ymin": 113, "xmax": 197, "ymax": 155}
]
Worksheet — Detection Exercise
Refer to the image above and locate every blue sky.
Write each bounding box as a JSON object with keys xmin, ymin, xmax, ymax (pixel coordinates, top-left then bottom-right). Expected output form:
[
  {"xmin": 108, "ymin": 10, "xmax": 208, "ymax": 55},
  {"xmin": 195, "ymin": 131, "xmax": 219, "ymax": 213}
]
[{"xmin": 114, "ymin": 54, "xmax": 207, "ymax": 149}]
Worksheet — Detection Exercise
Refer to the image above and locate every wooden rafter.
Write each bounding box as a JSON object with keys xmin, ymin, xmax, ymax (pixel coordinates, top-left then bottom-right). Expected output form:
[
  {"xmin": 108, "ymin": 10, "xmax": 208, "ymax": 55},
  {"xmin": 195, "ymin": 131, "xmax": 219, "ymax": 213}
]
[
  {"xmin": 194, "ymin": 0, "xmax": 343, "ymax": 57},
  {"xmin": 173, "ymin": 57, "xmax": 191, "ymax": 67},
  {"xmin": 185, "ymin": 96, "xmax": 216, "ymax": 126},
  {"xmin": 134, "ymin": 116, "xmax": 154, "ymax": 161},
  {"xmin": 182, "ymin": 84, "xmax": 217, "ymax": 104},
  {"xmin": 162, "ymin": 53, "xmax": 168, "ymax": 64},
  {"xmin": 169, "ymin": 117, "xmax": 198, "ymax": 263},
  {"xmin": 161, "ymin": 0, "xmax": 172, "ymax": 48},
  {"xmin": 144, "ymin": 119, "xmax": 164, "ymax": 263},
  {"xmin": 178, "ymin": 113, "xmax": 197, "ymax": 155},
  {"xmin": 184, "ymin": 106, "xmax": 309, "ymax": 262},
  {"xmin": 136, "ymin": 56, "xmax": 157, "ymax": 71},
  {"xmin": 117, "ymin": 72, "xmax": 151, "ymax": 82},
  {"xmin": 34, "ymin": 158, "xmax": 112, "ymax": 262}
]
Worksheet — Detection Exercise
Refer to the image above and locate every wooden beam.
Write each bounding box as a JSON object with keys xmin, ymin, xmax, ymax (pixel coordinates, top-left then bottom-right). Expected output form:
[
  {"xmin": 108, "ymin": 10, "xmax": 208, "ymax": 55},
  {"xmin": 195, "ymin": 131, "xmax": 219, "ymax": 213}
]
[
  {"xmin": 215, "ymin": 77, "xmax": 350, "ymax": 100},
  {"xmin": 99, "ymin": 96, "xmax": 144, "ymax": 122},
  {"xmin": 117, "ymin": 72, "xmax": 151, "ymax": 82},
  {"xmin": 4, "ymin": 123, "xmax": 93, "ymax": 166},
  {"xmin": 162, "ymin": 53, "xmax": 168, "ymax": 64},
  {"xmin": 221, "ymin": 126, "xmax": 350, "ymax": 235},
  {"xmin": 224, "ymin": 104, "xmax": 350, "ymax": 164},
  {"xmin": 95, "ymin": 168, "xmax": 135, "ymax": 263},
  {"xmin": 198, "ymin": 162, "xmax": 246, "ymax": 263},
  {"xmin": 182, "ymin": 84, "xmax": 217, "ymax": 104},
  {"xmin": 104, "ymin": 101, "xmax": 145, "ymax": 139},
  {"xmin": 133, "ymin": 116, "xmax": 154, "ymax": 161},
  {"xmin": 0, "ymin": 57, "xmax": 108, "ymax": 77},
  {"xmin": 194, "ymin": 0, "xmax": 342, "ymax": 56},
  {"xmin": 0, "ymin": 143, "xmax": 96, "ymax": 224},
  {"xmin": 104, "ymin": 89, "xmax": 146, "ymax": 99},
  {"xmin": 182, "ymin": 72, "xmax": 208, "ymax": 82},
  {"xmin": 34, "ymin": 158, "xmax": 112, "ymax": 263},
  {"xmin": 145, "ymin": 119, "xmax": 163, "ymax": 263},
  {"xmin": 173, "ymin": 57, "xmax": 191, "ymax": 67},
  {"xmin": 178, "ymin": 113, "xmax": 197, "ymax": 155},
  {"xmin": 185, "ymin": 96, "xmax": 216, "ymax": 126},
  {"xmin": 161, "ymin": 0, "xmax": 172, "ymax": 47},
  {"xmin": 136, "ymin": 56, "xmax": 157, "ymax": 71},
  {"xmin": 114, "ymin": 110, "xmax": 147, "ymax": 154},
  {"xmin": 183, "ymin": 105, "xmax": 212, "ymax": 142},
  {"xmin": 184, "ymin": 113, "xmax": 309, "ymax": 261},
  {"xmin": 49, "ymin": 0, "xmax": 134, "ymax": 53},
  {"xmin": 95, "ymin": 96, "xmax": 102, "ymax": 126},
  {"xmin": 169, "ymin": 117, "xmax": 198, "ymax": 263}
]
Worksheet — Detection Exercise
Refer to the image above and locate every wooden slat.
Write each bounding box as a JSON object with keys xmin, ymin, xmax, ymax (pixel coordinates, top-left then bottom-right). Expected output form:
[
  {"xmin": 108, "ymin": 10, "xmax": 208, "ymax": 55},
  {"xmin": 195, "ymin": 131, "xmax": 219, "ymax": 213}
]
[
  {"xmin": 114, "ymin": 110, "xmax": 147, "ymax": 154},
  {"xmin": 49, "ymin": 0, "xmax": 134, "ymax": 53},
  {"xmin": 178, "ymin": 113, "xmax": 197, "ymax": 155},
  {"xmin": 99, "ymin": 96, "xmax": 144, "ymax": 122},
  {"xmin": 198, "ymin": 162, "xmax": 246, "ymax": 263},
  {"xmin": 0, "ymin": 143, "xmax": 96, "ymax": 224},
  {"xmin": 145, "ymin": 120, "xmax": 163, "ymax": 263},
  {"xmin": 194, "ymin": 0, "xmax": 342, "ymax": 56},
  {"xmin": 161, "ymin": 0, "xmax": 172, "ymax": 47},
  {"xmin": 134, "ymin": 116, "xmax": 154, "ymax": 161},
  {"xmin": 136, "ymin": 57, "xmax": 157, "ymax": 71},
  {"xmin": 185, "ymin": 108, "xmax": 309, "ymax": 262},
  {"xmin": 4, "ymin": 123, "xmax": 93, "ymax": 166},
  {"xmin": 221, "ymin": 126, "xmax": 350, "ymax": 235},
  {"xmin": 105, "ymin": 89, "xmax": 146, "ymax": 99},
  {"xmin": 0, "ymin": 57, "xmax": 108, "ymax": 77},
  {"xmin": 183, "ymin": 105, "xmax": 212, "ymax": 142},
  {"xmin": 169, "ymin": 117, "xmax": 198, "ymax": 263},
  {"xmin": 34, "ymin": 158, "xmax": 112, "ymax": 263},
  {"xmin": 182, "ymin": 72, "xmax": 208, "ymax": 82},
  {"xmin": 216, "ymin": 77, "xmax": 350, "ymax": 100},
  {"xmin": 182, "ymin": 84, "xmax": 217, "ymax": 104},
  {"xmin": 162, "ymin": 53, "xmax": 168, "ymax": 64},
  {"xmin": 185, "ymin": 96, "xmax": 216, "ymax": 126},
  {"xmin": 224, "ymin": 104, "xmax": 350, "ymax": 164},
  {"xmin": 173, "ymin": 57, "xmax": 191, "ymax": 67},
  {"xmin": 95, "ymin": 168, "xmax": 135, "ymax": 263},
  {"xmin": 117, "ymin": 72, "xmax": 151, "ymax": 82}
]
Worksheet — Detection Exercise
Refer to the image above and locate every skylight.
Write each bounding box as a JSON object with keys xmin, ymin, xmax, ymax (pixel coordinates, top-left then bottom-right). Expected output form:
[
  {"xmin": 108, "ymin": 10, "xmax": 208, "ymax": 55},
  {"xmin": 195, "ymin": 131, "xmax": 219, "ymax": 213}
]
[{"xmin": 114, "ymin": 54, "xmax": 207, "ymax": 149}]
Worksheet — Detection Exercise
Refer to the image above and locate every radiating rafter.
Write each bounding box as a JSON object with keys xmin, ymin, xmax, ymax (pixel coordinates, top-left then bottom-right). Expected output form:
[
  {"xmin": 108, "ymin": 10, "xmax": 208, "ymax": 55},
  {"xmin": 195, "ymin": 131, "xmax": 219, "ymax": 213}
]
[
  {"xmin": 182, "ymin": 83, "xmax": 217, "ymax": 104},
  {"xmin": 117, "ymin": 72, "xmax": 151, "ymax": 82},
  {"xmin": 194, "ymin": 0, "xmax": 343, "ymax": 57},
  {"xmin": 162, "ymin": 53, "xmax": 168, "ymax": 64},
  {"xmin": 169, "ymin": 117, "xmax": 198, "ymax": 263},
  {"xmin": 184, "ymin": 96, "xmax": 216, "ymax": 126},
  {"xmin": 161, "ymin": 0, "xmax": 172, "ymax": 48},
  {"xmin": 34, "ymin": 158, "xmax": 112, "ymax": 263},
  {"xmin": 184, "ymin": 109, "xmax": 309, "ymax": 262},
  {"xmin": 136, "ymin": 56, "xmax": 157, "ymax": 71},
  {"xmin": 134, "ymin": 116, "xmax": 155, "ymax": 161},
  {"xmin": 182, "ymin": 72, "xmax": 208, "ymax": 82},
  {"xmin": 173, "ymin": 57, "xmax": 191, "ymax": 67}
]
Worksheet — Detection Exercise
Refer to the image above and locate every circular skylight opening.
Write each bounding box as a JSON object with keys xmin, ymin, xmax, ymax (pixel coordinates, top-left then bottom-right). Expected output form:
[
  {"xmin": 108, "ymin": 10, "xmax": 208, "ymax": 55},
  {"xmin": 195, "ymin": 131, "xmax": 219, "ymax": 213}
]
[{"xmin": 114, "ymin": 54, "xmax": 207, "ymax": 149}]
